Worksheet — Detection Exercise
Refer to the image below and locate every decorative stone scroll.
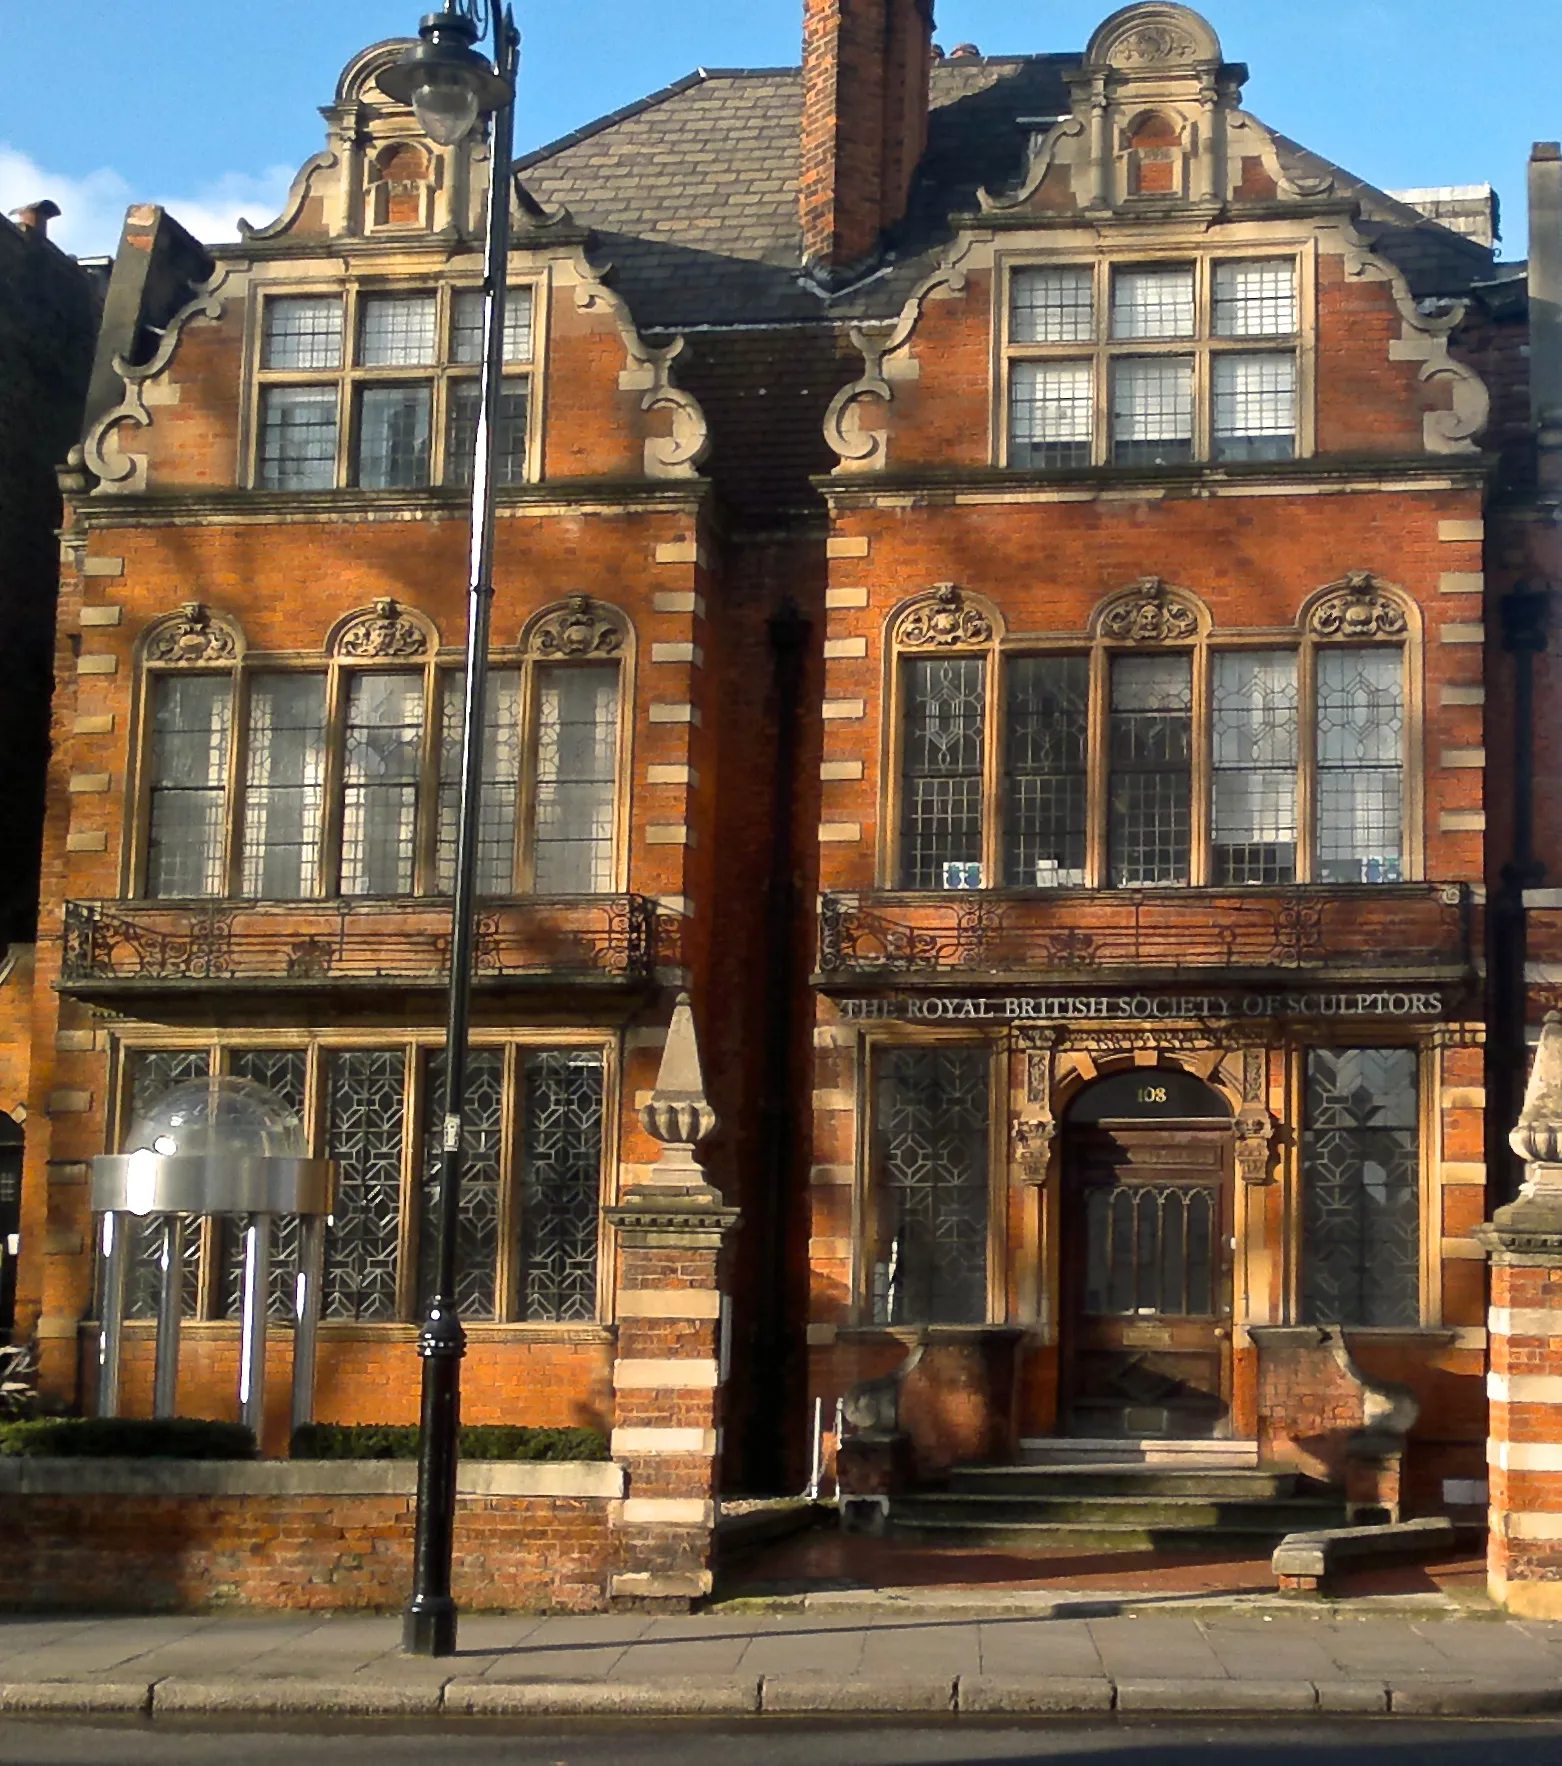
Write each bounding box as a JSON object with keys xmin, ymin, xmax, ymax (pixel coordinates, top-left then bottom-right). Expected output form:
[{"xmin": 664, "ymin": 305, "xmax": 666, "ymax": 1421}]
[
  {"xmin": 1111, "ymin": 22, "xmax": 1201, "ymax": 64},
  {"xmin": 525, "ymin": 595, "xmax": 627, "ymax": 661},
  {"xmin": 1307, "ymin": 573, "xmax": 1408, "ymax": 641},
  {"xmin": 332, "ymin": 599, "xmax": 431, "ymax": 661},
  {"xmin": 144, "ymin": 604, "xmax": 242, "ymax": 666},
  {"xmin": 894, "ymin": 585, "xmax": 993, "ymax": 650},
  {"xmin": 1095, "ymin": 577, "xmax": 1202, "ymax": 644}
]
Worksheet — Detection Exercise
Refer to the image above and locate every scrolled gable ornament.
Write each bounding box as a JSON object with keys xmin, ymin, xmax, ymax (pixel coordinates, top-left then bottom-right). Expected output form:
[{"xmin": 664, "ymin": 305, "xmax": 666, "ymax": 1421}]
[
  {"xmin": 1112, "ymin": 23, "xmax": 1199, "ymax": 65},
  {"xmin": 1307, "ymin": 573, "xmax": 1408, "ymax": 641},
  {"xmin": 1098, "ymin": 577, "xmax": 1200, "ymax": 645},
  {"xmin": 335, "ymin": 598, "xmax": 430, "ymax": 661},
  {"xmin": 144, "ymin": 603, "xmax": 241, "ymax": 666},
  {"xmin": 527, "ymin": 595, "xmax": 626, "ymax": 660},
  {"xmin": 895, "ymin": 584, "xmax": 994, "ymax": 650}
]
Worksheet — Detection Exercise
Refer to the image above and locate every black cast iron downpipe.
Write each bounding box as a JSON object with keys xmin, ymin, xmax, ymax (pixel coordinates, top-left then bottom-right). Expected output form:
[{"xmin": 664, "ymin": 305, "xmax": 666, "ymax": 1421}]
[
  {"xmin": 1491, "ymin": 583, "xmax": 1550, "ymax": 1207},
  {"xmin": 403, "ymin": 5, "xmax": 519, "ymax": 1661}
]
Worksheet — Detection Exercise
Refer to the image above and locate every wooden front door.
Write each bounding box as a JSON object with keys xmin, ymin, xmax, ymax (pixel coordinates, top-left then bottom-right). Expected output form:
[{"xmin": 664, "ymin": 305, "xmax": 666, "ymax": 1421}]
[{"xmin": 1061, "ymin": 1124, "xmax": 1234, "ymax": 1439}]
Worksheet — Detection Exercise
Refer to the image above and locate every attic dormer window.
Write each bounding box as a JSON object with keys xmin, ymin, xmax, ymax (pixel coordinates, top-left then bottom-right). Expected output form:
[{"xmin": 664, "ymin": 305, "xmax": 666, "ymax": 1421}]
[
  {"xmin": 1004, "ymin": 254, "xmax": 1303, "ymax": 471},
  {"xmin": 252, "ymin": 283, "xmax": 538, "ymax": 493}
]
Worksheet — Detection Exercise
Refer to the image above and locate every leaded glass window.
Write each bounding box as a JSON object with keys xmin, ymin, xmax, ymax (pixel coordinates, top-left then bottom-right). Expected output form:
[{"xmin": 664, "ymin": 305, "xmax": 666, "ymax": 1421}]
[
  {"xmin": 356, "ymin": 385, "xmax": 432, "ymax": 489},
  {"xmin": 418, "ymin": 1048, "xmax": 505, "ymax": 1318},
  {"xmin": 1009, "ymin": 362, "xmax": 1093, "ymax": 468},
  {"xmin": 901, "ymin": 656, "xmax": 986, "ymax": 890},
  {"xmin": 259, "ymin": 387, "xmax": 338, "ymax": 491},
  {"xmin": 451, "ymin": 287, "xmax": 534, "ymax": 364},
  {"xmin": 1316, "ymin": 647, "xmax": 1405, "ymax": 884},
  {"xmin": 358, "ymin": 294, "xmax": 438, "ymax": 367},
  {"xmin": 1213, "ymin": 261, "xmax": 1297, "ymax": 338},
  {"xmin": 1212, "ymin": 651, "xmax": 1299, "ymax": 884},
  {"xmin": 1004, "ymin": 655, "xmax": 1088, "ymax": 887},
  {"xmin": 445, "ymin": 380, "xmax": 530, "ymax": 489},
  {"xmin": 1112, "ymin": 357, "xmax": 1195, "ymax": 465},
  {"xmin": 871, "ymin": 1047, "xmax": 990, "ymax": 1326},
  {"xmin": 437, "ymin": 669, "xmax": 523, "ymax": 894},
  {"xmin": 533, "ymin": 665, "xmax": 619, "ymax": 894},
  {"xmin": 121, "ymin": 1050, "xmax": 210, "ymax": 1320},
  {"xmin": 1213, "ymin": 354, "xmax": 1296, "ymax": 461},
  {"xmin": 1011, "ymin": 267, "xmax": 1095, "ymax": 343},
  {"xmin": 322, "ymin": 1049, "xmax": 407, "ymax": 1321},
  {"xmin": 1301, "ymin": 1048, "xmax": 1420, "ymax": 1327},
  {"xmin": 518, "ymin": 1051, "xmax": 605, "ymax": 1322},
  {"xmin": 241, "ymin": 674, "xmax": 327, "ymax": 898},
  {"xmin": 1109, "ymin": 654, "xmax": 1192, "ymax": 887},
  {"xmin": 1112, "ymin": 265, "xmax": 1196, "ymax": 340},
  {"xmin": 220, "ymin": 1049, "xmax": 309, "ymax": 1321},
  {"xmin": 146, "ymin": 675, "xmax": 232, "ymax": 899},
  {"xmin": 341, "ymin": 673, "xmax": 424, "ymax": 896},
  {"xmin": 264, "ymin": 297, "xmax": 344, "ymax": 371}
]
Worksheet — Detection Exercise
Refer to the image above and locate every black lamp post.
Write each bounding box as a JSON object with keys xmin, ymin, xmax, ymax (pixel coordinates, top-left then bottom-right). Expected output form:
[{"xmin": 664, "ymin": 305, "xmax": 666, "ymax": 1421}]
[{"xmin": 380, "ymin": 1, "xmax": 519, "ymax": 1660}]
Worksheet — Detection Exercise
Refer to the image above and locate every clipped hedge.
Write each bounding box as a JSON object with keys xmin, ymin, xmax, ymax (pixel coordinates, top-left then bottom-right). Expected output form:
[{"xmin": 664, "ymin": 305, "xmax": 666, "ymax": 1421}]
[
  {"xmin": 291, "ymin": 1423, "xmax": 609, "ymax": 1463},
  {"xmin": 0, "ymin": 1418, "xmax": 257, "ymax": 1460}
]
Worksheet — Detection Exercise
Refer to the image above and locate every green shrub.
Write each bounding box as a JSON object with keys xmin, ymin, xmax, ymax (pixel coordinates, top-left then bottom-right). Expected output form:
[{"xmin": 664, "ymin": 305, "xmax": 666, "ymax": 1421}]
[
  {"xmin": 290, "ymin": 1423, "xmax": 609, "ymax": 1462},
  {"xmin": 0, "ymin": 1417, "xmax": 257, "ymax": 1460}
]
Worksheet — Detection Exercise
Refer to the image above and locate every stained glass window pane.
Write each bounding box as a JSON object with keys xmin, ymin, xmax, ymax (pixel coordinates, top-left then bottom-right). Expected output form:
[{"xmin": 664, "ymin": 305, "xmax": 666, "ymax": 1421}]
[
  {"xmin": 259, "ymin": 387, "xmax": 338, "ymax": 491},
  {"xmin": 1004, "ymin": 655, "xmax": 1088, "ymax": 886},
  {"xmin": 1109, "ymin": 654, "xmax": 1192, "ymax": 887},
  {"xmin": 263, "ymin": 297, "xmax": 343, "ymax": 371},
  {"xmin": 121, "ymin": 1050, "xmax": 210, "ymax": 1320},
  {"xmin": 518, "ymin": 1050, "xmax": 604, "ymax": 1322},
  {"xmin": 341, "ymin": 673, "xmax": 424, "ymax": 896},
  {"xmin": 418, "ymin": 1048, "xmax": 505, "ymax": 1319},
  {"xmin": 147, "ymin": 675, "xmax": 232, "ymax": 899},
  {"xmin": 1112, "ymin": 265, "xmax": 1196, "ymax": 339},
  {"xmin": 358, "ymin": 294, "xmax": 437, "ymax": 367},
  {"xmin": 1112, "ymin": 357, "xmax": 1194, "ymax": 465},
  {"xmin": 322, "ymin": 1049, "xmax": 407, "ymax": 1321},
  {"xmin": 445, "ymin": 379, "xmax": 530, "ymax": 488},
  {"xmin": 1316, "ymin": 648, "xmax": 1404, "ymax": 884},
  {"xmin": 451, "ymin": 286, "xmax": 534, "ymax": 364},
  {"xmin": 1213, "ymin": 353, "xmax": 1296, "ymax": 461},
  {"xmin": 437, "ymin": 669, "xmax": 522, "ymax": 894},
  {"xmin": 900, "ymin": 656, "xmax": 986, "ymax": 890},
  {"xmin": 356, "ymin": 385, "xmax": 431, "ymax": 489},
  {"xmin": 241, "ymin": 674, "xmax": 327, "ymax": 899},
  {"xmin": 533, "ymin": 666, "xmax": 618, "ymax": 894},
  {"xmin": 1214, "ymin": 260, "xmax": 1297, "ymax": 338},
  {"xmin": 1211, "ymin": 651, "xmax": 1299, "ymax": 884},
  {"xmin": 871, "ymin": 1047, "xmax": 990, "ymax": 1326},
  {"xmin": 219, "ymin": 1049, "xmax": 310, "ymax": 1320},
  {"xmin": 1301, "ymin": 1048, "xmax": 1419, "ymax": 1327},
  {"xmin": 1009, "ymin": 361, "xmax": 1093, "ymax": 468},
  {"xmin": 1010, "ymin": 267, "xmax": 1094, "ymax": 343}
]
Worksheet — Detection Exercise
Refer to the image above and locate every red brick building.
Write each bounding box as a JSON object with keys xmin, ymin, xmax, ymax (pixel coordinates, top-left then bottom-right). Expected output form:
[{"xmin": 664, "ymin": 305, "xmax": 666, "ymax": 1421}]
[{"xmin": 9, "ymin": 0, "xmax": 1559, "ymax": 1525}]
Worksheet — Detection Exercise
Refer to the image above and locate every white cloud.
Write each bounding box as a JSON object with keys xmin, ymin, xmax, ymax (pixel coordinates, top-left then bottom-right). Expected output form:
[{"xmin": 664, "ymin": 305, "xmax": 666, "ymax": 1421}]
[{"xmin": 0, "ymin": 146, "xmax": 296, "ymax": 258}]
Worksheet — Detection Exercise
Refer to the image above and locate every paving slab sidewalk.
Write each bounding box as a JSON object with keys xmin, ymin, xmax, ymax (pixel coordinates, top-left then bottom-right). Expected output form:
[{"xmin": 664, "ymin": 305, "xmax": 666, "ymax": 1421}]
[{"xmin": 1, "ymin": 1605, "xmax": 1561, "ymax": 1719}]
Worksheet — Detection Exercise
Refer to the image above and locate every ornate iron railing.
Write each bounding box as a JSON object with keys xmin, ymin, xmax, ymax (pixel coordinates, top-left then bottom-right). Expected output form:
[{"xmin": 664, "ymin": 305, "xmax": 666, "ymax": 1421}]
[
  {"xmin": 817, "ymin": 886, "xmax": 1472, "ymax": 981},
  {"xmin": 60, "ymin": 896, "xmax": 666, "ymax": 989}
]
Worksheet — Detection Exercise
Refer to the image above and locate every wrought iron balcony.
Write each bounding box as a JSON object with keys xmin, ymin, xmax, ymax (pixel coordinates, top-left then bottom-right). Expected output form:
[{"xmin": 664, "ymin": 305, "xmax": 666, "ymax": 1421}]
[
  {"xmin": 817, "ymin": 886, "xmax": 1474, "ymax": 986},
  {"xmin": 60, "ymin": 896, "xmax": 667, "ymax": 992}
]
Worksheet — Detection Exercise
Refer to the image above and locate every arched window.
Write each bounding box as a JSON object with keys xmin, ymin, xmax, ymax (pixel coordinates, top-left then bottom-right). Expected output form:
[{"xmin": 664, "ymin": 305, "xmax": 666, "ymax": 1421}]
[
  {"xmin": 1125, "ymin": 110, "xmax": 1185, "ymax": 198},
  {"xmin": 887, "ymin": 574, "xmax": 1416, "ymax": 891},
  {"xmin": 135, "ymin": 594, "xmax": 632, "ymax": 900}
]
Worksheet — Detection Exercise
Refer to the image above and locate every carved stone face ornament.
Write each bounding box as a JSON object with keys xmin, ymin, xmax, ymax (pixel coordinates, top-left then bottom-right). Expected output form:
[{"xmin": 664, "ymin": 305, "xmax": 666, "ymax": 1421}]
[
  {"xmin": 1098, "ymin": 577, "xmax": 1200, "ymax": 644},
  {"xmin": 145, "ymin": 603, "xmax": 240, "ymax": 665},
  {"xmin": 896, "ymin": 584, "xmax": 994, "ymax": 649},
  {"xmin": 336, "ymin": 598, "xmax": 429, "ymax": 660}
]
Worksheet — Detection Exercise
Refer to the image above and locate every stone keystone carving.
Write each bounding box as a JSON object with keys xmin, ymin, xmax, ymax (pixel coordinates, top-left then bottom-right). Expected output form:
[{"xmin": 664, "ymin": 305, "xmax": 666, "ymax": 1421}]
[
  {"xmin": 1098, "ymin": 577, "xmax": 1200, "ymax": 644},
  {"xmin": 895, "ymin": 585, "xmax": 993, "ymax": 649},
  {"xmin": 528, "ymin": 595, "xmax": 625, "ymax": 660},
  {"xmin": 335, "ymin": 598, "xmax": 429, "ymax": 660},
  {"xmin": 145, "ymin": 603, "xmax": 240, "ymax": 665},
  {"xmin": 1308, "ymin": 573, "xmax": 1409, "ymax": 641}
]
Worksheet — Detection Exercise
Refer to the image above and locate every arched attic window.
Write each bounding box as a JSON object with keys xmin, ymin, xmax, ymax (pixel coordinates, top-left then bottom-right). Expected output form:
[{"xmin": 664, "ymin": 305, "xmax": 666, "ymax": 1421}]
[{"xmin": 1125, "ymin": 111, "xmax": 1186, "ymax": 199}]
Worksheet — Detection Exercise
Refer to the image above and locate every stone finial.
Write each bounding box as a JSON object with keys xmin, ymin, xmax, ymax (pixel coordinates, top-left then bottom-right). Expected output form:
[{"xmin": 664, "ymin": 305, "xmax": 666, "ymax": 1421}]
[
  {"xmin": 1481, "ymin": 1012, "xmax": 1562, "ymax": 1258},
  {"xmin": 1512, "ymin": 1012, "xmax": 1562, "ymax": 1166},
  {"xmin": 640, "ymin": 992, "xmax": 718, "ymax": 1165}
]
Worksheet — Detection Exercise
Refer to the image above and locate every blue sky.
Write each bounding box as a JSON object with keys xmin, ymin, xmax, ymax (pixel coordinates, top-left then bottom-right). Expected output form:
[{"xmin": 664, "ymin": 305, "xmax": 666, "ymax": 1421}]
[{"xmin": 2, "ymin": 1, "xmax": 1555, "ymax": 259}]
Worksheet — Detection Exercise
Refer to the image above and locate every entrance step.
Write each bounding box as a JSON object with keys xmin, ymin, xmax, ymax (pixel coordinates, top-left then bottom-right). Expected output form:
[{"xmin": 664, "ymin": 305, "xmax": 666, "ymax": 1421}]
[
  {"xmin": 1019, "ymin": 1437, "xmax": 1260, "ymax": 1469},
  {"xmin": 945, "ymin": 1466, "xmax": 1305, "ymax": 1501}
]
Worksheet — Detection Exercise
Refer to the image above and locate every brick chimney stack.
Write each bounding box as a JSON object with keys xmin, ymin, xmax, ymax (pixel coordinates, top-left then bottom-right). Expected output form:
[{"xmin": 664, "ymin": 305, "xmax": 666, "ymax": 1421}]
[{"xmin": 800, "ymin": 0, "xmax": 935, "ymax": 273}]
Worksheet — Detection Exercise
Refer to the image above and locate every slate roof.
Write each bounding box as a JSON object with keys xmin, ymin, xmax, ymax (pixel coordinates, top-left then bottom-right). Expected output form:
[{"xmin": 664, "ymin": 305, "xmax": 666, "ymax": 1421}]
[{"xmin": 515, "ymin": 55, "xmax": 1493, "ymax": 332}]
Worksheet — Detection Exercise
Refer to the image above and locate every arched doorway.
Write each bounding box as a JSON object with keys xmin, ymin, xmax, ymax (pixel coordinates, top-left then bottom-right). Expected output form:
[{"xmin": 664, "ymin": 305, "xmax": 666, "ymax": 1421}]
[{"xmin": 1059, "ymin": 1069, "xmax": 1234, "ymax": 1440}]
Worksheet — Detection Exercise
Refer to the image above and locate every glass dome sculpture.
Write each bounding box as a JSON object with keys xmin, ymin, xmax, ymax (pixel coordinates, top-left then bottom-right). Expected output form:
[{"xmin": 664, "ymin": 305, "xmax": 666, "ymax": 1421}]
[{"xmin": 124, "ymin": 1075, "xmax": 307, "ymax": 1164}]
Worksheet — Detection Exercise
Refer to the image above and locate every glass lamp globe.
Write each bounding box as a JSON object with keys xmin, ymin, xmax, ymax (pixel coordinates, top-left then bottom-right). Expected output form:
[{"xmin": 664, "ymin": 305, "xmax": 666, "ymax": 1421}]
[{"xmin": 125, "ymin": 1076, "xmax": 306, "ymax": 1164}]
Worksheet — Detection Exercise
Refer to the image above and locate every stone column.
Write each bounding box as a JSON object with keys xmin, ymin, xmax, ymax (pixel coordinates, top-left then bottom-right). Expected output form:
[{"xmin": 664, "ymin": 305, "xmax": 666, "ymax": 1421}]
[
  {"xmin": 1479, "ymin": 1011, "xmax": 1562, "ymax": 1615},
  {"xmin": 606, "ymin": 993, "xmax": 738, "ymax": 1608}
]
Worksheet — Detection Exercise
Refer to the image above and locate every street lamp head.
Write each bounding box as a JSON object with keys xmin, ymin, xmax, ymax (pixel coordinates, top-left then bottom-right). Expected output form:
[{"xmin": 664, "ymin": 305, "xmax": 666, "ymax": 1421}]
[{"xmin": 380, "ymin": 9, "xmax": 514, "ymax": 147}]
